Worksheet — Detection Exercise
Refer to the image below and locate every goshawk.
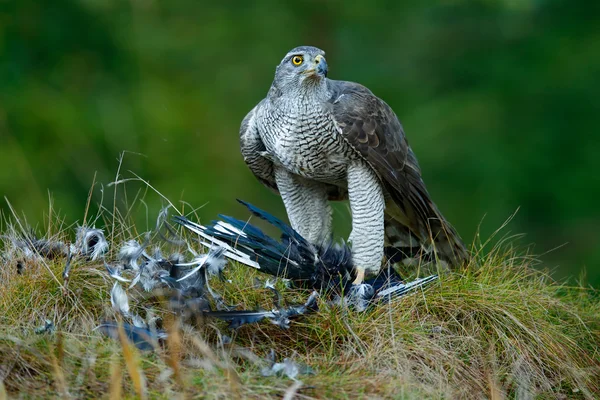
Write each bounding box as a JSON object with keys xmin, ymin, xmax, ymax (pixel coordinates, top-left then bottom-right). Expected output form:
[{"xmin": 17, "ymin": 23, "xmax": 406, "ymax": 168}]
[{"xmin": 240, "ymin": 46, "xmax": 468, "ymax": 284}]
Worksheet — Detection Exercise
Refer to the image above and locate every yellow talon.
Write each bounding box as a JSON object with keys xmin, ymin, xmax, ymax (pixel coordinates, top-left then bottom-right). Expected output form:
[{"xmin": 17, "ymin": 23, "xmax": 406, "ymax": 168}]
[{"xmin": 352, "ymin": 267, "xmax": 366, "ymax": 285}]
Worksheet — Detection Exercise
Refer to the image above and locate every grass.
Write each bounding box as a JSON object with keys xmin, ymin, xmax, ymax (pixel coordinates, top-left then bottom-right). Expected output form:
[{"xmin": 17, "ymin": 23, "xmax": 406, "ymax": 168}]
[{"xmin": 0, "ymin": 181, "xmax": 599, "ymax": 399}]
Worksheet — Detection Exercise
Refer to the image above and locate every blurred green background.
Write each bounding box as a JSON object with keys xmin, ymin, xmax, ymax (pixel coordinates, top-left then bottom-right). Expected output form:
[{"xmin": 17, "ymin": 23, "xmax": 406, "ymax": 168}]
[{"xmin": 1, "ymin": 1, "xmax": 598, "ymax": 285}]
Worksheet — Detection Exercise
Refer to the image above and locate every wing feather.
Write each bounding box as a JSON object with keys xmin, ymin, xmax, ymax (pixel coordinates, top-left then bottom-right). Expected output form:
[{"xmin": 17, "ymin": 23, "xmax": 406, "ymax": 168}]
[
  {"xmin": 239, "ymin": 102, "xmax": 278, "ymax": 192},
  {"xmin": 326, "ymin": 80, "xmax": 468, "ymax": 264}
]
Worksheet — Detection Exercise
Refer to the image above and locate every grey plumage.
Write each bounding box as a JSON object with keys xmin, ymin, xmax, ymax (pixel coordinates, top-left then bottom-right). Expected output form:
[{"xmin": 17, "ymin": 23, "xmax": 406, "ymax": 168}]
[{"xmin": 240, "ymin": 46, "xmax": 468, "ymax": 282}]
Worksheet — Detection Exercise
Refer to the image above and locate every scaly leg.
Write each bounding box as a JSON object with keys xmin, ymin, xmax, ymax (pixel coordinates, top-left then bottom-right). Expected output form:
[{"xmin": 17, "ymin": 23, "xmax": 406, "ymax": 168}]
[
  {"xmin": 347, "ymin": 161, "xmax": 385, "ymax": 284},
  {"xmin": 274, "ymin": 167, "xmax": 332, "ymax": 245}
]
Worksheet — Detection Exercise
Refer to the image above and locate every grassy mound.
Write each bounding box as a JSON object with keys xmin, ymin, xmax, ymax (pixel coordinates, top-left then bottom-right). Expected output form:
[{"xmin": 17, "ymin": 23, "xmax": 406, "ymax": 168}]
[{"xmin": 0, "ymin": 206, "xmax": 598, "ymax": 399}]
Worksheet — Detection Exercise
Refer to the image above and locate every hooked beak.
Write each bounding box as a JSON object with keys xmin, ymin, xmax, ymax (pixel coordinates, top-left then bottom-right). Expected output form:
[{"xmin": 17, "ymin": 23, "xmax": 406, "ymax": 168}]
[
  {"xmin": 303, "ymin": 54, "xmax": 328, "ymax": 78},
  {"xmin": 315, "ymin": 54, "xmax": 328, "ymax": 77}
]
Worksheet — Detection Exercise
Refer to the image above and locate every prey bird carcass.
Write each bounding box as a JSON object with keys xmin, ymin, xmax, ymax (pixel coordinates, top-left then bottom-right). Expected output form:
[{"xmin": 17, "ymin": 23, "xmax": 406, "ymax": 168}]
[{"xmin": 174, "ymin": 200, "xmax": 438, "ymax": 322}]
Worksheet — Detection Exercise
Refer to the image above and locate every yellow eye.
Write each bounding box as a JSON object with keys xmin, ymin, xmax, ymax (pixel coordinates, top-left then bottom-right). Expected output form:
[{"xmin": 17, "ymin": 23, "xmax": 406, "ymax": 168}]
[{"xmin": 292, "ymin": 55, "xmax": 303, "ymax": 66}]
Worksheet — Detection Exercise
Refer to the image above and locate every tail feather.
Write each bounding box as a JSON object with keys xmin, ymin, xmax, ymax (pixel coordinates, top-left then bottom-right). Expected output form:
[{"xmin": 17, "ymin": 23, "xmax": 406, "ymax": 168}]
[
  {"xmin": 384, "ymin": 204, "xmax": 469, "ymax": 267},
  {"xmin": 427, "ymin": 213, "xmax": 469, "ymax": 266}
]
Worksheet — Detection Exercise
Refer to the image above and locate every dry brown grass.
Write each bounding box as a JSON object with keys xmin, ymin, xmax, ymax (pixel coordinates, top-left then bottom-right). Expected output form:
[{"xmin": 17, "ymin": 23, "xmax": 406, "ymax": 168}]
[{"xmin": 0, "ymin": 178, "xmax": 598, "ymax": 399}]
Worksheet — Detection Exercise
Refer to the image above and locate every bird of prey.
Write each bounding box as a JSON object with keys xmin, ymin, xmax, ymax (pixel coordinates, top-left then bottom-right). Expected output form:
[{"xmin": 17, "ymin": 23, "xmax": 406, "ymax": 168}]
[{"xmin": 240, "ymin": 46, "xmax": 468, "ymax": 285}]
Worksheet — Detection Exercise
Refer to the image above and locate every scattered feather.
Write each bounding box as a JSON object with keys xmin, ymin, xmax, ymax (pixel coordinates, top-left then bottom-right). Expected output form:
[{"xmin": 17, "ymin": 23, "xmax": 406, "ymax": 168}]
[
  {"xmin": 176, "ymin": 255, "xmax": 208, "ymax": 282},
  {"xmin": 375, "ymin": 275, "xmax": 438, "ymax": 300},
  {"xmin": 62, "ymin": 247, "xmax": 73, "ymax": 287},
  {"xmin": 137, "ymin": 260, "xmax": 164, "ymax": 292},
  {"xmin": 173, "ymin": 216, "xmax": 261, "ymax": 269},
  {"xmin": 347, "ymin": 283, "xmax": 375, "ymax": 312},
  {"xmin": 206, "ymin": 290, "xmax": 319, "ymax": 329},
  {"xmin": 265, "ymin": 279, "xmax": 283, "ymax": 309},
  {"xmin": 261, "ymin": 357, "xmax": 315, "ymax": 380},
  {"xmin": 129, "ymin": 270, "xmax": 142, "ymax": 289},
  {"xmin": 111, "ymin": 282, "xmax": 130, "ymax": 317},
  {"xmin": 119, "ymin": 240, "xmax": 146, "ymax": 270},
  {"xmin": 6, "ymin": 231, "xmax": 68, "ymax": 260},
  {"xmin": 34, "ymin": 319, "xmax": 55, "ymax": 334},
  {"xmin": 105, "ymin": 261, "xmax": 132, "ymax": 283},
  {"xmin": 131, "ymin": 314, "xmax": 148, "ymax": 329},
  {"xmin": 205, "ymin": 246, "xmax": 227, "ymax": 279},
  {"xmin": 156, "ymin": 205, "xmax": 186, "ymax": 246},
  {"xmin": 75, "ymin": 226, "xmax": 108, "ymax": 260}
]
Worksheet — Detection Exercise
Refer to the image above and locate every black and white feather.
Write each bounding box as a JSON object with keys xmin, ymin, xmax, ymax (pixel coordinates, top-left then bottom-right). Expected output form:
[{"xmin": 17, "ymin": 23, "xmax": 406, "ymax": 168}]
[
  {"xmin": 96, "ymin": 202, "xmax": 438, "ymax": 340},
  {"xmin": 175, "ymin": 200, "xmax": 436, "ymax": 298}
]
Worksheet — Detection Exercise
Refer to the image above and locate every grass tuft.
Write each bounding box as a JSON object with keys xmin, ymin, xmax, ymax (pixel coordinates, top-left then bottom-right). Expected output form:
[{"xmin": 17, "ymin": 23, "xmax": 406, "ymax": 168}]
[{"xmin": 0, "ymin": 187, "xmax": 598, "ymax": 399}]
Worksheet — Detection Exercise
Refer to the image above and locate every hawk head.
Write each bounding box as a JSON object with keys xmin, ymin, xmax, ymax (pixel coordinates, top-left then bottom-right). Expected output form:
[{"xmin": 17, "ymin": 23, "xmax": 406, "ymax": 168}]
[{"xmin": 271, "ymin": 46, "xmax": 328, "ymax": 94}]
